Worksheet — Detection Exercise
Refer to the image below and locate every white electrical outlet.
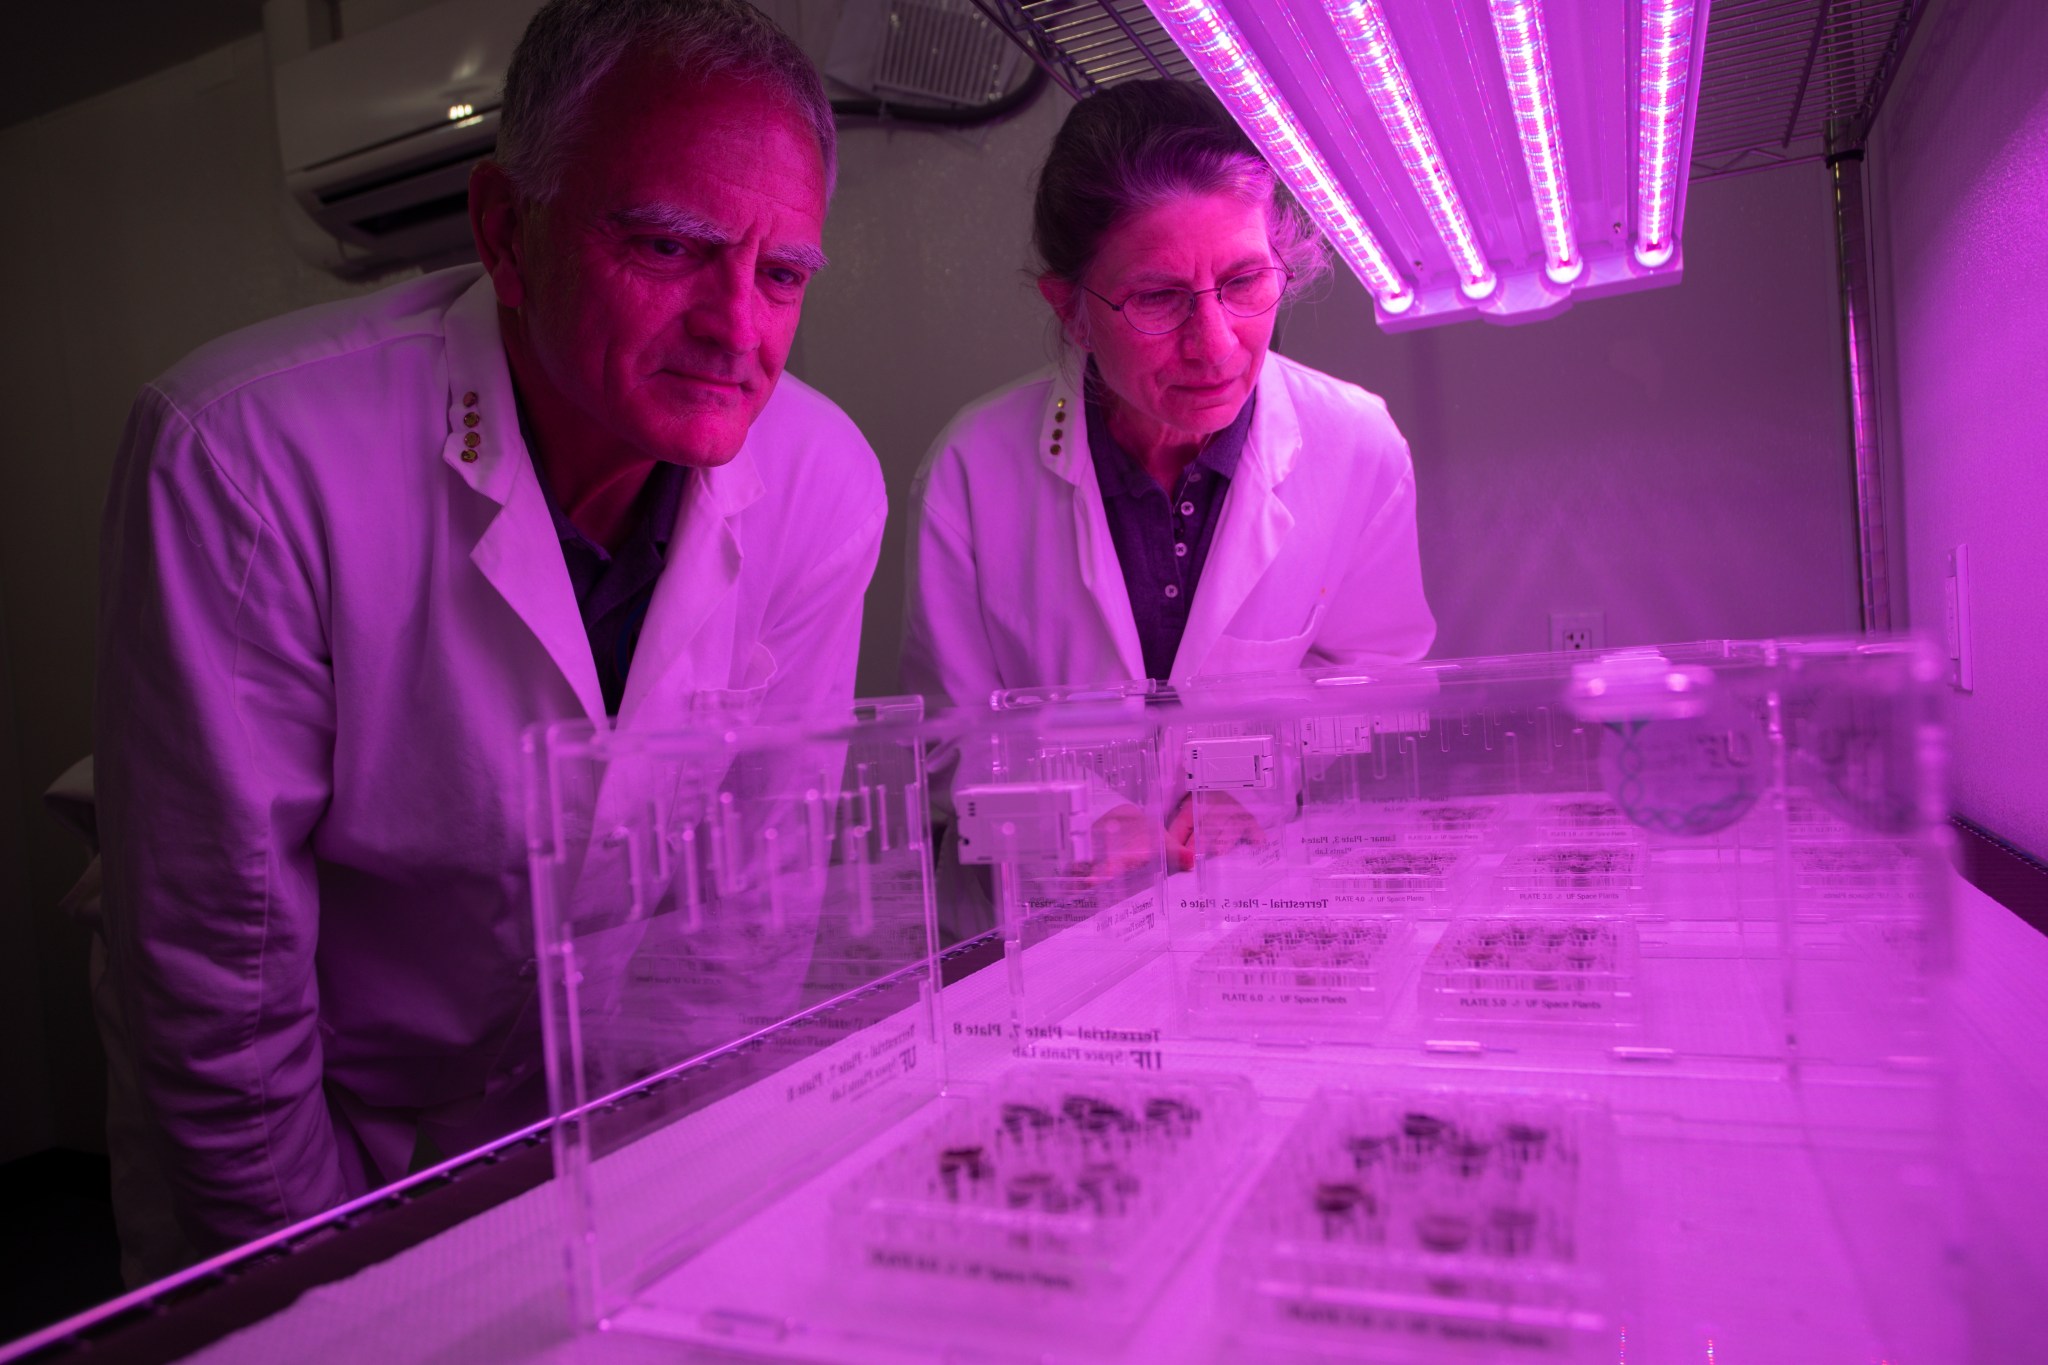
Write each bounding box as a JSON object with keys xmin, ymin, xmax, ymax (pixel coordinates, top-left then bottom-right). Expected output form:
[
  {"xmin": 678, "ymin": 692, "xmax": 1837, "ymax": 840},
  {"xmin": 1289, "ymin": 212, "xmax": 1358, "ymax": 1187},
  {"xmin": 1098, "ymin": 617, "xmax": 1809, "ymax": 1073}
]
[
  {"xmin": 1945, "ymin": 546, "xmax": 1973, "ymax": 691},
  {"xmin": 1550, "ymin": 611, "xmax": 1606, "ymax": 653}
]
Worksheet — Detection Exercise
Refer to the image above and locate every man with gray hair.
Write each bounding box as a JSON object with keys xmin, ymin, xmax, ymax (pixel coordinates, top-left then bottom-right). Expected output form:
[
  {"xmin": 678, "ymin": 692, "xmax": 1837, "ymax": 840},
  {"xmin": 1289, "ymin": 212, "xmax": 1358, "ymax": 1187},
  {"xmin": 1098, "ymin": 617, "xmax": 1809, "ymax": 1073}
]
[{"xmin": 96, "ymin": 0, "xmax": 881, "ymax": 1279}]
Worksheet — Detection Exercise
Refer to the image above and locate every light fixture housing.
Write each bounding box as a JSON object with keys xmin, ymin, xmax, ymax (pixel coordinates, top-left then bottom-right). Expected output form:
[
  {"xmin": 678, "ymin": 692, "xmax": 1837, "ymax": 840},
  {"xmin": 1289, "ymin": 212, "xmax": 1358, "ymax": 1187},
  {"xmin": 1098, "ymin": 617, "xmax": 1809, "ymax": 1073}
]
[
  {"xmin": 1488, "ymin": 0, "xmax": 1581, "ymax": 286},
  {"xmin": 1146, "ymin": 0, "xmax": 1416, "ymax": 314},
  {"xmin": 1323, "ymin": 0, "xmax": 1496, "ymax": 300},
  {"xmin": 1635, "ymin": 0, "xmax": 1700, "ymax": 268},
  {"xmin": 1139, "ymin": 0, "xmax": 1713, "ymax": 330}
]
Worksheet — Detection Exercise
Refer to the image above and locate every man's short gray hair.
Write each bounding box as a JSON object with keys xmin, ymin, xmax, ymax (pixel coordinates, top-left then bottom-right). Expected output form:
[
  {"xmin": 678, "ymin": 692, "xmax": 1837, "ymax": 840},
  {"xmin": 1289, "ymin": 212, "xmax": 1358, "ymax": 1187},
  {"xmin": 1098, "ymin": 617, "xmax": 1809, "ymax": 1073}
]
[{"xmin": 498, "ymin": 0, "xmax": 837, "ymax": 202}]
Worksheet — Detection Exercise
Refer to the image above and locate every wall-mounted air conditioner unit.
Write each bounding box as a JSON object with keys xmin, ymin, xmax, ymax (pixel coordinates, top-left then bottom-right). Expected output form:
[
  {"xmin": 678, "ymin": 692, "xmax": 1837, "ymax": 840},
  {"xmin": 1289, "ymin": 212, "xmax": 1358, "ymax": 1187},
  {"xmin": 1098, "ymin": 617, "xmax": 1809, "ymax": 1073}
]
[{"xmin": 268, "ymin": 0, "xmax": 545, "ymax": 278}]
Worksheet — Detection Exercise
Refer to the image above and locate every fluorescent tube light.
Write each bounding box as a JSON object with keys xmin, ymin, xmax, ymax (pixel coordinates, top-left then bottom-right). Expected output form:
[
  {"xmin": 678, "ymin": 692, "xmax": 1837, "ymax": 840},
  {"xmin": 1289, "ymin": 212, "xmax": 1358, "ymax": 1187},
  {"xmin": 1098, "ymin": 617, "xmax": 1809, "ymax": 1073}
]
[
  {"xmin": 1147, "ymin": 0, "xmax": 1416, "ymax": 314},
  {"xmin": 1635, "ymin": 0, "xmax": 1697, "ymax": 268},
  {"xmin": 1323, "ymin": 0, "xmax": 1495, "ymax": 300},
  {"xmin": 1488, "ymin": 0, "xmax": 1581, "ymax": 285}
]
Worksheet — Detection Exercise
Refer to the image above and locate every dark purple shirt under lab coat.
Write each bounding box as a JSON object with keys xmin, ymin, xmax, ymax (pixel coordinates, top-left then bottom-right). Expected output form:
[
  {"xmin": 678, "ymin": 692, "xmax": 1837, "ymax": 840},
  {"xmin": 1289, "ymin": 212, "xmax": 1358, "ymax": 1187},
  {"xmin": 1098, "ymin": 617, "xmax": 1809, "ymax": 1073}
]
[
  {"xmin": 530, "ymin": 450, "xmax": 688, "ymax": 715},
  {"xmin": 1084, "ymin": 369, "xmax": 1255, "ymax": 681}
]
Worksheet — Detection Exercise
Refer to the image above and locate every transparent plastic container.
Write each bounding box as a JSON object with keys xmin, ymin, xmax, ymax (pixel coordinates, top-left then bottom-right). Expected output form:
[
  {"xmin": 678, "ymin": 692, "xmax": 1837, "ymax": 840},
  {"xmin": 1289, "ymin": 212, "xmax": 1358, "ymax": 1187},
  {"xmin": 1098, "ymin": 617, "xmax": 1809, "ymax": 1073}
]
[
  {"xmin": 1183, "ymin": 914, "xmax": 1411, "ymax": 1039},
  {"xmin": 1494, "ymin": 845, "xmax": 1644, "ymax": 909},
  {"xmin": 527, "ymin": 698, "xmax": 945, "ymax": 1338},
  {"xmin": 1420, "ymin": 917, "xmax": 1642, "ymax": 1027},
  {"xmin": 831, "ymin": 1067, "xmax": 1257, "ymax": 1324},
  {"xmin": 1223, "ymin": 1087, "xmax": 1617, "ymax": 1363},
  {"xmin": 529, "ymin": 640, "xmax": 1960, "ymax": 1364},
  {"xmin": 1790, "ymin": 839, "xmax": 1919, "ymax": 911},
  {"xmin": 952, "ymin": 706, "xmax": 1174, "ymax": 1039},
  {"xmin": 1312, "ymin": 846, "xmax": 1473, "ymax": 911},
  {"xmin": 1525, "ymin": 795, "xmax": 1642, "ymax": 845}
]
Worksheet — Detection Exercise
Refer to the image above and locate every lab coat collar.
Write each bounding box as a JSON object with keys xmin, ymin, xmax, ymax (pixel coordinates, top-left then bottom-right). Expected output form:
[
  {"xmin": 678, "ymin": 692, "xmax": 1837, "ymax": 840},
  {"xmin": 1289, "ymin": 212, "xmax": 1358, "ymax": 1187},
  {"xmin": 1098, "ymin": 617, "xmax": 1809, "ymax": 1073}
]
[
  {"xmin": 1039, "ymin": 354, "xmax": 1299, "ymax": 489},
  {"xmin": 1243, "ymin": 353, "xmax": 1302, "ymax": 490},
  {"xmin": 440, "ymin": 273, "xmax": 524, "ymax": 504},
  {"xmin": 1038, "ymin": 363, "xmax": 1145, "ymax": 682},
  {"xmin": 1173, "ymin": 358, "xmax": 1303, "ymax": 679},
  {"xmin": 1038, "ymin": 356, "xmax": 1305, "ymax": 684},
  {"xmin": 437, "ymin": 273, "xmax": 769, "ymax": 730},
  {"xmin": 437, "ymin": 273, "xmax": 769, "ymax": 519},
  {"xmin": 441, "ymin": 275, "xmax": 606, "ymax": 725},
  {"xmin": 613, "ymin": 444, "xmax": 767, "ymax": 729}
]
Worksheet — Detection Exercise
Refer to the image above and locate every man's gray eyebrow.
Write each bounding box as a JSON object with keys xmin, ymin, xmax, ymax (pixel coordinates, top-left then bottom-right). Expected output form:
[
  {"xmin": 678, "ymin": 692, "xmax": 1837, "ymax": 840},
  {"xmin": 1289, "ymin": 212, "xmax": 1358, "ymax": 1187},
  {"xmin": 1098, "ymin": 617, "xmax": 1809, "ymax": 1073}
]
[
  {"xmin": 605, "ymin": 205, "xmax": 826, "ymax": 274},
  {"xmin": 763, "ymin": 243, "xmax": 830, "ymax": 274},
  {"xmin": 605, "ymin": 204, "xmax": 731, "ymax": 242}
]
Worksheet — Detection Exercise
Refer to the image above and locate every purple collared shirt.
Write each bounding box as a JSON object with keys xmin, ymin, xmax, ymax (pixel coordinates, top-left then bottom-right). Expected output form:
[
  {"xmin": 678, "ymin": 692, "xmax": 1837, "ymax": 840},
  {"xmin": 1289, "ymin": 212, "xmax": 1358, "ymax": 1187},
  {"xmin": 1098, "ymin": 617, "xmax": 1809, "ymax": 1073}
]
[
  {"xmin": 530, "ymin": 449, "xmax": 687, "ymax": 715},
  {"xmin": 1085, "ymin": 368, "xmax": 1254, "ymax": 681}
]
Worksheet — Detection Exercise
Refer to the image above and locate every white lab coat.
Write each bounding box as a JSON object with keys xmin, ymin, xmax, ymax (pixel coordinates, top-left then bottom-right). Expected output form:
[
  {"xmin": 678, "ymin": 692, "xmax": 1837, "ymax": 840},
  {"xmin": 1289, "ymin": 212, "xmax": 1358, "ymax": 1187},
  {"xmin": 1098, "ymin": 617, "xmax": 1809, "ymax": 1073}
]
[
  {"xmin": 901, "ymin": 351, "xmax": 1435, "ymax": 708},
  {"xmin": 95, "ymin": 266, "xmax": 885, "ymax": 1271}
]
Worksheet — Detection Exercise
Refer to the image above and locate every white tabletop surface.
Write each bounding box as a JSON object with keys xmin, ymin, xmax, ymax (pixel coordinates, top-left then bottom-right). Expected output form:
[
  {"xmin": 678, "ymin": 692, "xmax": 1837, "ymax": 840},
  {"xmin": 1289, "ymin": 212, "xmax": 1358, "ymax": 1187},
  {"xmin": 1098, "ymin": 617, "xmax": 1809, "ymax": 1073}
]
[{"xmin": 178, "ymin": 870, "xmax": 2048, "ymax": 1364}]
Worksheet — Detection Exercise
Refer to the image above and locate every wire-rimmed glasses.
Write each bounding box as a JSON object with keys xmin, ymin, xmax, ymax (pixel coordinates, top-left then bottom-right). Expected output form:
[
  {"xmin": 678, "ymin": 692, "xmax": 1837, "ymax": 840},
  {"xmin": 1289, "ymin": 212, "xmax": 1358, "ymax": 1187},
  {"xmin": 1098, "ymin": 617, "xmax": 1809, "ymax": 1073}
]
[{"xmin": 1081, "ymin": 266, "xmax": 1293, "ymax": 336}]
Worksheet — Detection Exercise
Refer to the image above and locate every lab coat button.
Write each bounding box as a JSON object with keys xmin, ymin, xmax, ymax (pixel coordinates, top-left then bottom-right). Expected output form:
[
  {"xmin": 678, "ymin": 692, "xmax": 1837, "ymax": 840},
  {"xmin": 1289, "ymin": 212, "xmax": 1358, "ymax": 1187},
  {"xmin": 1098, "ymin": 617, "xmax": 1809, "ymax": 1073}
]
[
  {"xmin": 461, "ymin": 450, "xmax": 479, "ymax": 463},
  {"xmin": 463, "ymin": 391, "xmax": 478, "ymax": 407},
  {"xmin": 463, "ymin": 413, "xmax": 480, "ymax": 428},
  {"xmin": 1050, "ymin": 444, "xmax": 1061, "ymax": 454},
  {"xmin": 464, "ymin": 432, "xmax": 480, "ymax": 448}
]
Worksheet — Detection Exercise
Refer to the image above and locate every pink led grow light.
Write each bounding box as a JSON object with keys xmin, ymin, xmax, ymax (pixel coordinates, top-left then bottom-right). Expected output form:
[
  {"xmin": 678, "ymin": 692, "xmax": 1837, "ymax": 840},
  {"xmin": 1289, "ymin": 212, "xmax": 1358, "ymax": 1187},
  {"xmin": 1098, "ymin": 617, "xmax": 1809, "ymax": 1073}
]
[
  {"xmin": 1488, "ymin": 0, "xmax": 1580, "ymax": 285},
  {"xmin": 1323, "ymin": 0, "xmax": 1495, "ymax": 299},
  {"xmin": 1145, "ymin": 0, "xmax": 1415, "ymax": 314},
  {"xmin": 1635, "ymin": 0, "xmax": 1698, "ymax": 267}
]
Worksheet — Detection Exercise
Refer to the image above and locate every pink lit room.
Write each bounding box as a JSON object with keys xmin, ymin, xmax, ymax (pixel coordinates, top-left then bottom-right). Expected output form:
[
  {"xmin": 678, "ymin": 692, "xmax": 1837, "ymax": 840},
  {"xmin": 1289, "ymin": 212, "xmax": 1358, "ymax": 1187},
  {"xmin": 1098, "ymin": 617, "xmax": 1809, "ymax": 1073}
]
[{"xmin": 0, "ymin": 2, "xmax": 2043, "ymax": 1362}]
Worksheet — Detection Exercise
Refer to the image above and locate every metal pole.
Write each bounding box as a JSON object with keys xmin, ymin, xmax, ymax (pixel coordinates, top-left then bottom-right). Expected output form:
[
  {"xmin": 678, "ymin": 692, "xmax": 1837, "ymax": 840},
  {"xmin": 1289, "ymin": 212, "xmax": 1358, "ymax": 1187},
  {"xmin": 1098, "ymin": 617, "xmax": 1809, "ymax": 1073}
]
[{"xmin": 1827, "ymin": 144, "xmax": 1892, "ymax": 633}]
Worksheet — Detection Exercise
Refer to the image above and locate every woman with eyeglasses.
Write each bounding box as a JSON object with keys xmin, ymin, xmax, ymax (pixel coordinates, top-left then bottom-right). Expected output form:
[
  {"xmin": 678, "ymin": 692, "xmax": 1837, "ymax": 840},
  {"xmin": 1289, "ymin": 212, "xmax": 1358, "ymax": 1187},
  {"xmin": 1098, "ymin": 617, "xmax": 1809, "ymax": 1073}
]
[{"xmin": 902, "ymin": 79, "xmax": 1435, "ymax": 714}]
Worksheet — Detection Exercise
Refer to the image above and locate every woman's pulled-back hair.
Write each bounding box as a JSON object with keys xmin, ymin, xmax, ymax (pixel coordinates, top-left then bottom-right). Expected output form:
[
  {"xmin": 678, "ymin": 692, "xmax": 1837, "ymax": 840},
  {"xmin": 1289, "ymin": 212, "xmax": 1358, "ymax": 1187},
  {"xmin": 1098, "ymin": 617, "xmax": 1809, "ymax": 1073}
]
[{"xmin": 1032, "ymin": 80, "xmax": 1329, "ymax": 298}]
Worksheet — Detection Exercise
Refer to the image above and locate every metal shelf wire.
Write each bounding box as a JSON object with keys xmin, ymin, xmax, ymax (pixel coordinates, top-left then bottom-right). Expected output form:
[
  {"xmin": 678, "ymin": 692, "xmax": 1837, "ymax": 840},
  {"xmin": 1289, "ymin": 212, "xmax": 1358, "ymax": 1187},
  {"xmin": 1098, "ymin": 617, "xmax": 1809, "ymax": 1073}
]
[
  {"xmin": 967, "ymin": 0, "xmax": 1926, "ymax": 181},
  {"xmin": 1691, "ymin": 0, "xmax": 1927, "ymax": 177},
  {"xmin": 964, "ymin": 1, "xmax": 1192, "ymax": 100}
]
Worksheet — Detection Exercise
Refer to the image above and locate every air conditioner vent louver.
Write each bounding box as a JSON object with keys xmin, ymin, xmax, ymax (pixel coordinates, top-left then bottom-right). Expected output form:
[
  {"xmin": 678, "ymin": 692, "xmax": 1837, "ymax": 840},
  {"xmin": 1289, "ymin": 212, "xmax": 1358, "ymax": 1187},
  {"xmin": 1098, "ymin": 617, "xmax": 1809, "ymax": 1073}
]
[
  {"xmin": 313, "ymin": 137, "xmax": 495, "ymax": 209},
  {"xmin": 351, "ymin": 192, "xmax": 473, "ymax": 239},
  {"xmin": 272, "ymin": 0, "xmax": 545, "ymax": 277}
]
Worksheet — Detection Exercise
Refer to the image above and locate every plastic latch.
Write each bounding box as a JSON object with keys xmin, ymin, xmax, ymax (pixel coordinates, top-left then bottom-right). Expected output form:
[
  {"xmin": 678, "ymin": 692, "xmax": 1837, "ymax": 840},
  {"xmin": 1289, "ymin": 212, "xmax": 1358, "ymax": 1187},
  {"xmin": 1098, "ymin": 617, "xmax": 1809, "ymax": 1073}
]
[
  {"xmin": 1299, "ymin": 714, "xmax": 1375, "ymax": 756},
  {"xmin": 1184, "ymin": 735, "xmax": 1275, "ymax": 790},
  {"xmin": 954, "ymin": 781, "xmax": 1090, "ymax": 867}
]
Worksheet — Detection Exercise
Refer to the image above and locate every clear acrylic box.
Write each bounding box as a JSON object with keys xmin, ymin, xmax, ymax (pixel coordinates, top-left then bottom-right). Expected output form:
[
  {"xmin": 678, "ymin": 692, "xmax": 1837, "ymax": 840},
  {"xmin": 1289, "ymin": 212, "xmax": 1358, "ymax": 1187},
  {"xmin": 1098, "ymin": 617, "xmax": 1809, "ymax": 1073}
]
[
  {"xmin": 1223, "ymin": 1087, "xmax": 1618, "ymax": 1363},
  {"xmin": 532, "ymin": 640, "xmax": 1961, "ymax": 1363},
  {"xmin": 1419, "ymin": 917, "xmax": 1643, "ymax": 1027},
  {"xmin": 957, "ymin": 690, "xmax": 1175, "ymax": 1038},
  {"xmin": 1184, "ymin": 914, "xmax": 1411, "ymax": 1040},
  {"xmin": 1494, "ymin": 844, "xmax": 1645, "ymax": 909},
  {"xmin": 1312, "ymin": 846, "xmax": 1475, "ymax": 910},
  {"xmin": 526, "ymin": 699, "xmax": 946, "ymax": 1342},
  {"xmin": 830, "ymin": 1066, "xmax": 1256, "ymax": 1324}
]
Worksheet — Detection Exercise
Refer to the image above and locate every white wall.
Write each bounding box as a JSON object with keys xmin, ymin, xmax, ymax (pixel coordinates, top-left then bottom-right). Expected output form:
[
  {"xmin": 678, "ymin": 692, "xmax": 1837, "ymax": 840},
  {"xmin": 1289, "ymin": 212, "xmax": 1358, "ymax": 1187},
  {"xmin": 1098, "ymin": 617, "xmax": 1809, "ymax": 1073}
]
[
  {"xmin": 1278, "ymin": 165, "xmax": 1861, "ymax": 658},
  {"xmin": 0, "ymin": 36, "xmax": 389, "ymax": 1157},
  {"xmin": 1869, "ymin": 0, "xmax": 2048, "ymax": 856},
  {"xmin": 800, "ymin": 95, "xmax": 1077, "ymax": 697}
]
